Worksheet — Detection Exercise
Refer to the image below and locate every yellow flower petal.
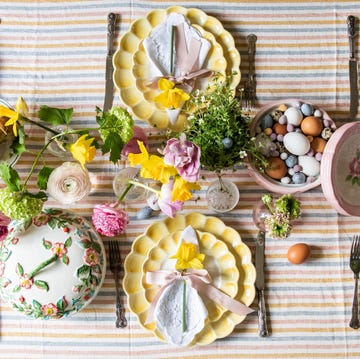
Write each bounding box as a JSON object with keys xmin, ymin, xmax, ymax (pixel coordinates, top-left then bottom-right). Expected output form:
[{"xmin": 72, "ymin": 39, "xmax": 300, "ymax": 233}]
[
  {"xmin": 15, "ymin": 96, "xmax": 29, "ymax": 116},
  {"xmin": 170, "ymin": 242, "xmax": 205, "ymax": 270},
  {"xmin": 128, "ymin": 140, "xmax": 148, "ymax": 166},
  {"xmin": 154, "ymin": 79, "xmax": 190, "ymax": 109},
  {"xmin": 158, "ymin": 78, "xmax": 175, "ymax": 91},
  {"xmin": 172, "ymin": 177, "xmax": 200, "ymax": 202},
  {"xmin": 67, "ymin": 134, "xmax": 96, "ymax": 168}
]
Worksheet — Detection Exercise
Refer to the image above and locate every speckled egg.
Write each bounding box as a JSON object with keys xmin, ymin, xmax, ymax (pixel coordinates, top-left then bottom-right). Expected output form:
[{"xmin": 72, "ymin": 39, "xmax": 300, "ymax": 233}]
[
  {"xmin": 310, "ymin": 137, "xmax": 327, "ymax": 153},
  {"xmin": 265, "ymin": 157, "xmax": 288, "ymax": 179},
  {"xmin": 298, "ymin": 155, "xmax": 320, "ymax": 177},
  {"xmin": 284, "ymin": 107, "xmax": 303, "ymax": 126},
  {"xmin": 283, "ymin": 132, "xmax": 310, "ymax": 156},
  {"xmin": 273, "ymin": 123, "xmax": 287, "ymax": 135},
  {"xmin": 301, "ymin": 116, "xmax": 323, "ymax": 136}
]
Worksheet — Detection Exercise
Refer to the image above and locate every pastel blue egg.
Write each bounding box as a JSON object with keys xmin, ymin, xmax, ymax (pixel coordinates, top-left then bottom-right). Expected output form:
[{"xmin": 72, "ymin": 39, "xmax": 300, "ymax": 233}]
[
  {"xmin": 222, "ymin": 137, "xmax": 233, "ymax": 148},
  {"xmin": 292, "ymin": 172, "xmax": 306, "ymax": 184},
  {"xmin": 285, "ymin": 154, "xmax": 298, "ymax": 167},
  {"xmin": 137, "ymin": 206, "xmax": 154, "ymax": 220},
  {"xmin": 261, "ymin": 114, "xmax": 273, "ymax": 130},
  {"xmin": 300, "ymin": 103, "xmax": 314, "ymax": 116}
]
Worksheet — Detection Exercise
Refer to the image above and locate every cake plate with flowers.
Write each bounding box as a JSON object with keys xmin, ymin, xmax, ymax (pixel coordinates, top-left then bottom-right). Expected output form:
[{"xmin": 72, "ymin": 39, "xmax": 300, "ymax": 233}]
[
  {"xmin": 123, "ymin": 212, "xmax": 256, "ymax": 346},
  {"xmin": 0, "ymin": 208, "xmax": 106, "ymax": 319}
]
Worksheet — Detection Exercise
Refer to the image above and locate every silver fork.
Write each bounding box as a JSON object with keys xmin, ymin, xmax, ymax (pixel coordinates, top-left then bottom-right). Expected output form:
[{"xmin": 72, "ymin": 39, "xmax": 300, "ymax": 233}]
[
  {"xmin": 243, "ymin": 34, "xmax": 257, "ymax": 108},
  {"xmin": 349, "ymin": 235, "xmax": 360, "ymax": 329},
  {"xmin": 109, "ymin": 240, "xmax": 128, "ymax": 328}
]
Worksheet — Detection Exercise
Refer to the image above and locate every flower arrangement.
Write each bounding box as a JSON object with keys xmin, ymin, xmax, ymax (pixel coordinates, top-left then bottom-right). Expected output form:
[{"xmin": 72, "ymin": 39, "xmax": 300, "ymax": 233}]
[
  {"xmin": 260, "ymin": 193, "xmax": 301, "ymax": 239},
  {"xmin": 182, "ymin": 73, "xmax": 267, "ymax": 173},
  {"xmin": 91, "ymin": 135, "xmax": 201, "ymax": 237},
  {"xmin": 0, "ymin": 96, "xmax": 135, "ymax": 221}
]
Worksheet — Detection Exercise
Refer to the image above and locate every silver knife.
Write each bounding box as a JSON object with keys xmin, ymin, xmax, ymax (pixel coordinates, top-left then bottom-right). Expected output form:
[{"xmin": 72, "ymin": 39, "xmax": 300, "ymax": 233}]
[
  {"xmin": 103, "ymin": 12, "xmax": 117, "ymax": 112},
  {"xmin": 255, "ymin": 229, "xmax": 269, "ymax": 337},
  {"xmin": 347, "ymin": 15, "xmax": 358, "ymax": 120}
]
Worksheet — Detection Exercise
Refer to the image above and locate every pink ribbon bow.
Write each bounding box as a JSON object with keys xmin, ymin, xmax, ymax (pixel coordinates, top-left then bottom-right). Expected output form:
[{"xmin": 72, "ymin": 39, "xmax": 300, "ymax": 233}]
[{"xmin": 145, "ymin": 268, "xmax": 254, "ymax": 325}]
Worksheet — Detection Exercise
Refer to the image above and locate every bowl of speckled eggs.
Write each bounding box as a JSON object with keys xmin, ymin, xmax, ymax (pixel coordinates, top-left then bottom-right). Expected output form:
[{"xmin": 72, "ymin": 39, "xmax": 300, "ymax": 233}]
[{"xmin": 248, "ymin": 98, "xmax": 337, "ymax": 194}]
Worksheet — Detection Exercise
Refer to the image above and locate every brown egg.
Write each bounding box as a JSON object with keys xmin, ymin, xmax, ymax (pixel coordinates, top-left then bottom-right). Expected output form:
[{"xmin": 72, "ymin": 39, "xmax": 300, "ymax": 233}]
[
  {"xmin": 287, "ymin": 243, "xmax": 311, "ymax": 265},
  {"xmin": 310, "ymin": 137, "xmax": 327, "ymax": 153},
  {"xmin": 265, "ymin": 157, "xmax": 288, "ymax": 179},
  {"xmin": 273, "ymin": 123, "xmax": 287, "ymax": 135},
  {"xmin": 301, "ymin": 116, "xmax": 323, "ymax": 136}
]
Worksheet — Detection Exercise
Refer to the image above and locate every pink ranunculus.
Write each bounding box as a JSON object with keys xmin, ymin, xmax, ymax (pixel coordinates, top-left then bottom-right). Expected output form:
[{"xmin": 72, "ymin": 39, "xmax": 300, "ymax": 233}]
[
  {"xmin": 349, "ymin": 157, "xmax": 360, "ymax": 177},
  {"xmin": 163, "ymin": 136, "xmax": 201, "ymax": 182},
  {"xmin": 0, "ymin": 212, "xmax": 10, "ymax": 241},
  {"xmin": 157, "ymin": 180, "xmax": 183, "ymax": 218},
  {"xmin": 121, "ymin": 126, "xmax": 149, "ymax": 157},
  {"xmin": 92, "ymin": 203, "xmax": 129, "ymax": 237}
]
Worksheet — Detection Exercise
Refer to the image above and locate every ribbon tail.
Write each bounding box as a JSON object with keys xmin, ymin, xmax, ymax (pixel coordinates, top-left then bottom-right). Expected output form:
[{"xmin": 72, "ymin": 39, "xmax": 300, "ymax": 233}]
[{"xmin": 190, "ymin": 278, "xmax": 255, "ymax": 316}]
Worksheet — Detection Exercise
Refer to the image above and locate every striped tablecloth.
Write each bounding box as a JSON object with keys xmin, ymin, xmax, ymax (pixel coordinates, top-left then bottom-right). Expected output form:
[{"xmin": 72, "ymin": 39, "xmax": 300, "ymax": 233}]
[{"xmin": 1, "ymin": 1, "xmax": 360, "ymax": 358}]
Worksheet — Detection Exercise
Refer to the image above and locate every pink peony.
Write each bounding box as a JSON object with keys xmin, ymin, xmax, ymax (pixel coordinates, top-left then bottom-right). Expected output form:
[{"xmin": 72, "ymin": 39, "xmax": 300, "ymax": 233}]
[
  {"xmin": 163, "ymin": 136, "xmax": 201, "ymax": 182},
  {"xmin": 0, "ymin": 212, "xmax": 10, "ymax": 241},
  {"xmin": 92, "ymin": 203, "xmax": 129, "ymax": 237},
  {"xmin": 122, "ymin": 126, "xmax": 149, "ymax": 157}
]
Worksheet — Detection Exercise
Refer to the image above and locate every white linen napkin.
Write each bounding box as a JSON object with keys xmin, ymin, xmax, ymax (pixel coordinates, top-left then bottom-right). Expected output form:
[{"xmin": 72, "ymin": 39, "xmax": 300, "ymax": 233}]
[{"xmin": 143, "ymin": 13, "xmax": 211, "ymax": 124}]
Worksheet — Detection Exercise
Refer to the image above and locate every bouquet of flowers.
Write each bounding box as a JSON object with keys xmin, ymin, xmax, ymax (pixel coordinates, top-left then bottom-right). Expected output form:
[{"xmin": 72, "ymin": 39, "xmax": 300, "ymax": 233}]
[
  {"xmin": 0, "ymin": 96, "xmax": 135, "ymax": 221},
  {"xmin": 91, "ymin": 134, "xmax": 201, "ymax": 237},
  {"xmin": 259, "ymin": 193, "xmax": 301, "ymax": 239}
]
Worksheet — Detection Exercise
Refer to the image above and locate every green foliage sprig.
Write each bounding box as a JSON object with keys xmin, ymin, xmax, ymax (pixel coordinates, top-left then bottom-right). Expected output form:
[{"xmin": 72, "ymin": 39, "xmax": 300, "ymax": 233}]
[{"xmin": 182, "ymin": 73, "xmax": 267, "ymax": 172}]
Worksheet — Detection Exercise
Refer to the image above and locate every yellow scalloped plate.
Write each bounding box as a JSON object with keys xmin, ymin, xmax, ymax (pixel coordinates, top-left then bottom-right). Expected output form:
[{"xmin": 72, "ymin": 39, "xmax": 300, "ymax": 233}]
[
  {"xmin": 142, "ymin": 229, "xmax": 239, "ymax": 323},
  {"xmin": 133, "ymin": 25, "xmax": 227, "ymax": 110},
  {"xmin": 113, "ymin": 6, "xmax": 241, "ymax": 132},
  {"xmin": 123, "ymin": 213, "xmax": 256, "ymax": 346}
]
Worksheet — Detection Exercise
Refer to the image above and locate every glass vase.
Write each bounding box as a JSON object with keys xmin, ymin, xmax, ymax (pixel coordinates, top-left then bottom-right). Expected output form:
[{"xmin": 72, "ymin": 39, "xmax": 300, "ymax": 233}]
[
  {"xmin": 113, "ymin": 167, "xmax": 148, "ymax": 202},
  {"xmin": 206, "ymin": 175, "xmax": 239, "ymax": 212}
]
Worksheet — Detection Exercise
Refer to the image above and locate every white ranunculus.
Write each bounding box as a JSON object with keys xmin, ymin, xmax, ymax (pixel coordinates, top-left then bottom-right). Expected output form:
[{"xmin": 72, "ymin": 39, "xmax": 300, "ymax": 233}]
[{"xmin": 47, "ymin": 162, "xmax": 91, "ymax": 204}]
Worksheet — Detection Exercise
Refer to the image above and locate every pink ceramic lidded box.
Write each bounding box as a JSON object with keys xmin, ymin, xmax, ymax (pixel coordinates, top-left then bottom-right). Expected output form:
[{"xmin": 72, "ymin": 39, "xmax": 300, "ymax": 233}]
[
  {"xmin": 248, "ymin": 98, "xmax": 336, "ymax": 194},
  {"xmin": 320, "ymin": 121, "xmax": 360, "ymax": 216}
]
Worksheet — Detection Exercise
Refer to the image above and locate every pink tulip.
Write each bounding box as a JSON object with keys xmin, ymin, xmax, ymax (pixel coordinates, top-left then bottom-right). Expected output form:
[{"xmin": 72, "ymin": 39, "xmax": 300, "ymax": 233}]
[{"xmin": 122, "ymin": 126, "xmax": 149, "ymax": 157}]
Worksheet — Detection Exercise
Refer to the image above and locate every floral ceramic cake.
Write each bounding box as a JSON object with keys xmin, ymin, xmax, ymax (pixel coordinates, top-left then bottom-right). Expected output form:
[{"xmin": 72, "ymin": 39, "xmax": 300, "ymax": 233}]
[{"xmin": 0, "ymin": 208, "xmax": 106, "ymax": 319}]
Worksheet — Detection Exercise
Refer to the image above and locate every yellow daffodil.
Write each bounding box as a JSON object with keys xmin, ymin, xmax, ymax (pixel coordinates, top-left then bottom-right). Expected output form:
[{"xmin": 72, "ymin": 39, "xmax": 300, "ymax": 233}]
[
  {"xmin": 154, "ymin": 78, "xmax": 190, "ymax": 109},
  {"xmin": 67, "ymin": 134, "xmax": 96, "ymax": 168},
  {"xmin": 172, "ymin": 176, "xmax": 200, "ymax": 202},
  {"xmin": 128, "ymin": 140, "xmax": 149, "ymax": 167},
  {"xmin": 128, "ymin": 141, "xmax": 177, "ymax": 183},
  {"xmin": 0, "ymin": 96, "xmax": 28, "ymax": 137},
  {"xmin": 170, "ymin": 242, "xmax": 205, "ymax": 270}
]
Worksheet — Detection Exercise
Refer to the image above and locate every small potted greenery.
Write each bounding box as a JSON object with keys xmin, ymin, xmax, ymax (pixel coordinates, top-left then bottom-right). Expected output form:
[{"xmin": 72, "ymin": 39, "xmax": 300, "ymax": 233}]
[{"xmin": 181, "ymin": 73, "xmax": 267, "ymax": 212}]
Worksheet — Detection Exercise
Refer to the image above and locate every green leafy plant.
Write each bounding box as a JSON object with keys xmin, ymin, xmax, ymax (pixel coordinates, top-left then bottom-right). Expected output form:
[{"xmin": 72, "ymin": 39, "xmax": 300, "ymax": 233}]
[{"xmin": 182, "ymin": 74, "xmax": 267, "ymax": 172}]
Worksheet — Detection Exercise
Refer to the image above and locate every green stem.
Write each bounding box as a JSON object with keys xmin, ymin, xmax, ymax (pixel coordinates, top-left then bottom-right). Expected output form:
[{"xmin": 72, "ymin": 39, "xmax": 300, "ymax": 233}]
[
  {"xmin": 28, "ymin": 254, "xmax": 58, "ymax": 279},
  {"xmin": 182, "ymin": 279, "xmax": 187, "ymax": 332},
  {"xmin": 24, "ymin": 117, "xmax": 60, "ymax": 135},
  {"xmin": 170, "ymin": 25, "xmax": 175, "ymax": 76},
  {"xmin": 127, "ymin": 179, "xmax": 159, "ymax": 195},
  {"xmin": 117, "ymin": 182, "xmax": 133, "ymax": 203}
]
